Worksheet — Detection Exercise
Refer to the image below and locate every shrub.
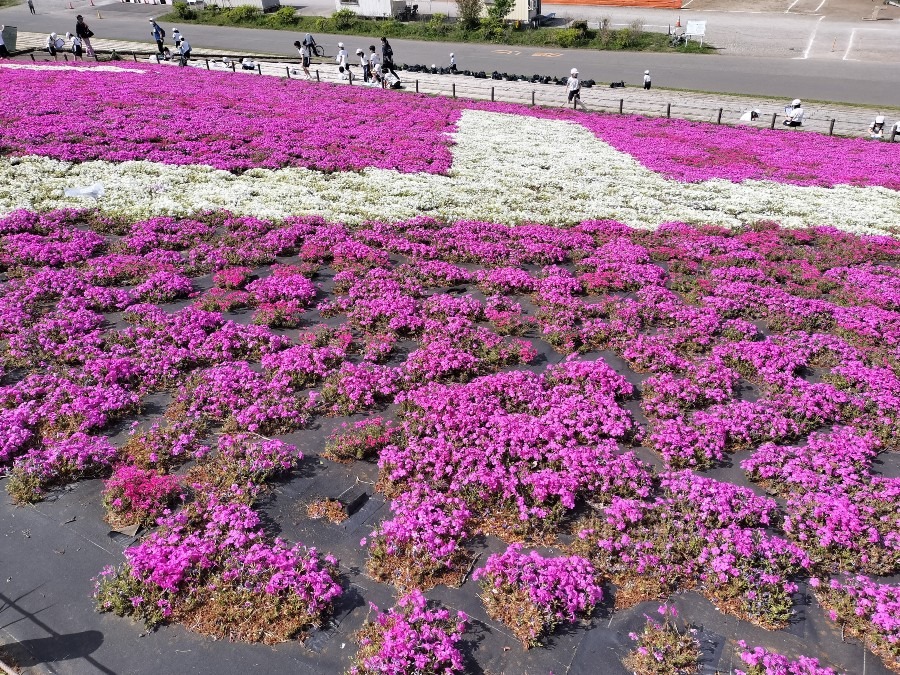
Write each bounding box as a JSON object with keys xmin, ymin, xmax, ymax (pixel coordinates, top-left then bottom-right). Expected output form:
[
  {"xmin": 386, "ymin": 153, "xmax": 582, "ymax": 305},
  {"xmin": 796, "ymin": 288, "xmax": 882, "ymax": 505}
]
[
  {"xmin": 102, "ymin": 464, "xmax": 183, "ymax": 529},
  {"xmin": 485, "ymin": 0, "xmax": 514, "ymax": 23},
  {"xmin": 225, "ymin": 5, "xmax": 262, "ymax": 23},
  {"xmin": 172, "ymin": 1, "xmax": 197, "ymax": 20},
  {"xmin": 623, "ymin": 606, "xmax": 701, "ymax": 675},
  {"xmin": 323, "ymin": 417, "xmax": 396, "ymax": 463},
  {"xmin": 331, "ymin": 8, "xmax": 357, "ymax": 30},
  {"xmin": 350, "ymin": 590, "xmax": 468, "ymax": 675},
  {"xmin": 474, "ymin": 545, "xmax": 602, "ymax": 648},
  {"xmin": 555, "ymin": 28, "xmax": 580, "ymax": 49},
  {"xmin": 272, "ymin": 6, "xmax": 297, "ymax": 26}
]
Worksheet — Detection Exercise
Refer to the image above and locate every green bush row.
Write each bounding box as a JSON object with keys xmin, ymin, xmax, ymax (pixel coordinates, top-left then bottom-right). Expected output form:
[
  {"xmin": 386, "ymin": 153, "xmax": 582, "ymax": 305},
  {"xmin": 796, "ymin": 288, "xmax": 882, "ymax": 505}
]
[{"xmin": 164, "ymin": 3, "xmax": 713, "ymax": 53}]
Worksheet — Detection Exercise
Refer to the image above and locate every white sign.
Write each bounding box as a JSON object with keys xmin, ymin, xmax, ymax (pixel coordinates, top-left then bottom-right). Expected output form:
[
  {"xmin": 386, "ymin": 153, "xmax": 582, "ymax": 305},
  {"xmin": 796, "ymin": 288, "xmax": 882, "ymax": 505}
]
[{"xmin": 684, "ymin": 20, "xmax": 706, "ymax": 36}]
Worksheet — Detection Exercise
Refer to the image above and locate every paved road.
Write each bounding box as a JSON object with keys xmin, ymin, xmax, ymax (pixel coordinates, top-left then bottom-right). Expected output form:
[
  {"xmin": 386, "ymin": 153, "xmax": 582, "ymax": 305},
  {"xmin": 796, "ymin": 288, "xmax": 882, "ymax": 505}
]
[{"xmin": 3, "ymin": 0, "xmax": 900, "ymax": 105}]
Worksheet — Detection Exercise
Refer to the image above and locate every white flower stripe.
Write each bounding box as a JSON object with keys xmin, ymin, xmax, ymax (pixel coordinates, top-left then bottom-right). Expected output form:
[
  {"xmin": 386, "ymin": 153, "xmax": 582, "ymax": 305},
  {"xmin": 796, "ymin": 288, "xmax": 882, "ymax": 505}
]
[{"xmin": 1, "ymin": 110, "xmax": 898, "ymax": 233}]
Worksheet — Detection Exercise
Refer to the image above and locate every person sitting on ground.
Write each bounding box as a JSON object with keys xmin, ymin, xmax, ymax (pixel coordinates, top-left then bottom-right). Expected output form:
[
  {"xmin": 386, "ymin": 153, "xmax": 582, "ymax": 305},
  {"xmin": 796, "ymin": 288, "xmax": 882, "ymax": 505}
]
[
  {"xmin": 241, "ymin": 57, "xmax": 256, "ymax": 71},
  {"xmin": 739, "ymin": 108, "xmax": 760, "ymax": 123},
  {"xmin": 294, "ymin": 40, "xmax": 311, "ymax": 80},
  {"xmin": 783, "ymin": 99, "xmax": 804, "ymax": 127},
  {"xmin": 870, "ymin": 114, "xmax": 886, "ymax": 139},
  {"xmin": 338, "ymin": 65, "xmax": 353, "ymax": 82}
]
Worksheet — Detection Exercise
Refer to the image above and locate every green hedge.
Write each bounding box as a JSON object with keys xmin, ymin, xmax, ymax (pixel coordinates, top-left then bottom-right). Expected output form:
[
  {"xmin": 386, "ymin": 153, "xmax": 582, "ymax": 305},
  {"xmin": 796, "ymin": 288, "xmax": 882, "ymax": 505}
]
[{"xmin": 160, "ymin": 4, "xmax": 713, "ymax": 53}]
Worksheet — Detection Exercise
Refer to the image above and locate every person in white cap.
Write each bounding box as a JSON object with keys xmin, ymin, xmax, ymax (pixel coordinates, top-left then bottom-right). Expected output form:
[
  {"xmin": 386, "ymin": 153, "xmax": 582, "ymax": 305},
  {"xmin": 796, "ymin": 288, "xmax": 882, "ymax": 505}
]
[
  {"xmin": 562, "ymin": 67, "xmax": 587, "ymax": 110},
  {"xmin": 46, "ymin": 31, "xmax": 64, "ymax": 60},
  {"xmin": 449, "ymin": 52, "xmax": 457, "ymax": 74},
  {"xmin": 178, "ymin": 34, "xmax": 191, "ymax": 66},
  {"xmin": 66, "ymin": 31, "xmax": 83, "ymax": 60},
  {"xmin": 869, "ymin": 114, "xmax": 886, "ymax": 139},
  {"xmin": 336, "ymin": 42, "xmax": 348, "ymax": 69},
  {"xmin": 356, "ymin": 48, "xmax": 369, "ymax": 82},
  {"xmin": 783, "ymin": 99, "xmax": 804, "ymax": 127},
  {"xmin": 643, "ymin": 69, "xmax": 651, "ymax": 90}
]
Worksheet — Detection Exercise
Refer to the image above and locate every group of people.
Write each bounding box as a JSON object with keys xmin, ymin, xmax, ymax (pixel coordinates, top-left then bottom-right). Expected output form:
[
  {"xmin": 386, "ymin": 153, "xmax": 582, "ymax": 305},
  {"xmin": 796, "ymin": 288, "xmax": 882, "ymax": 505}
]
[
  {"xmin": 294, "ymin": 34, "xmax": 402, "ymax": 88},
  {"xmin": 45, "ymin": 15, "xmax": 95, "ymax": 60},
  {"xmin": 150, "ymin": 18, "xmax": 191, "ymax": 65}
]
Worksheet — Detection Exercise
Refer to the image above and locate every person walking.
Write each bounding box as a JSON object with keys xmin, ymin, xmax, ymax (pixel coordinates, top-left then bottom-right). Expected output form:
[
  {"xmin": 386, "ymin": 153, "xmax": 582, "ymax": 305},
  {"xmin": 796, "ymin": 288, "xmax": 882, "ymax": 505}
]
[
  {"xmin": 75, "ymin": 15, "xmax": 95, "ymax": 57},
  {"xmin": 562, "ymin": 67, "xmax": 587, "ymax": 111},
  {"xmin": 356, "ymin": 48, "xmax": 369, "ymax": 82},
  {"xmin": 335, "ymin": 41, "xmax": 347, "ymax": 69},
  {"xmin": 150, "ymin": 18, "xmax": 165, "ymax": 55},
  {"xmin": 66, "ymin": 31, "xmax": 83, "ymax": 60},
  {"xmin": 27, "ymin": 0, "xmax": 36, "ymax": 14},
  {"xmin": 380, "ymin": 37, "xmax": 400, "ymax": 82},
  {"xmin": 643, "ymin": 69, "xmax": 651, "ymax": 90},
  {"xmin": 293, "ymin": 40, "xmax": 311, "ymax": 79}
]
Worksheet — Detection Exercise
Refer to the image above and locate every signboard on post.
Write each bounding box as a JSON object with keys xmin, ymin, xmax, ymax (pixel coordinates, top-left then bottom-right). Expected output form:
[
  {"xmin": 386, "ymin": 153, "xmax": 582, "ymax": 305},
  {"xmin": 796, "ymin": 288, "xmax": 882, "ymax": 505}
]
[{"xmin": 684, "ymin": 20, "xmax": 707, "ymax": 46}]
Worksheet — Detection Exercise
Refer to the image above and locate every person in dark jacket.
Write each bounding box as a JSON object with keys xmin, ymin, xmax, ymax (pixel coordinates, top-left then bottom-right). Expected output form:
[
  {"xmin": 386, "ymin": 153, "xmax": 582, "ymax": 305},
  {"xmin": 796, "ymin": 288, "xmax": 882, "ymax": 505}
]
[
  {"xmin": 380, "ymin": 37, "xmax": 400, "ymax": 83},
  {"xmin": 75, "ymin": 14, "xmax": 94, "ymax": 57},
  {"xmin": 150, "ymin": 18, "xmax": 165, "ymax": 55}
]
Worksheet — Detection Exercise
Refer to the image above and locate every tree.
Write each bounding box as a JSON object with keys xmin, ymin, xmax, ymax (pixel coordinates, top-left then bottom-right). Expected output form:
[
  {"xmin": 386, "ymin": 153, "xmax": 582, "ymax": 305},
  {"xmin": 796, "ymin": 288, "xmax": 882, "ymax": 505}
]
[
  {"xmin": 456, "ymin": 0, "xmax": 482, "ymax": 29},
  {"xmin": 486, "ymin": 0, "xmax": 514, "ymax": 23}
]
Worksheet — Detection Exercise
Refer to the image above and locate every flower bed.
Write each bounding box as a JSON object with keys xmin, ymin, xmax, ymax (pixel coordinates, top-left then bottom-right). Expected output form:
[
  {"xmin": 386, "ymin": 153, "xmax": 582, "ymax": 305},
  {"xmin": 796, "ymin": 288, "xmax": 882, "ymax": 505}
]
[{"xmin": 3, "ymin": 71, "xmax": 900, "ymax": 671}]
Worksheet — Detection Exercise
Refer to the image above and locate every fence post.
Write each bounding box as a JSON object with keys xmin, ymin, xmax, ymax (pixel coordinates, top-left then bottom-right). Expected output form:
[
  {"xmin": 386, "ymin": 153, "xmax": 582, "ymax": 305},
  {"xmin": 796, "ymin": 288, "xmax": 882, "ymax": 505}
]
[
  {"xmin": 532, "ymin": 90, "xmax": 535, "ymax": 107},
  {"xmin": 619, "ymin": 98, "xmax": 623, "ymax": 114},
  {"xmin": 132, "ymin": 52, "xmax": 137, "ymax": 61},
  {"xmin": 230, "ymin": 62, "xmax": 236, "ymax": 72},
  {"xmin": 206, "ymin": 59, "xmax": 210, "ymax": 70},
  {"xmin": 666, "ymin": 103, "xmax": 671, "ymax": 118},
  {"xmin": 892, "ymin": 127, "xmax": 898, "ymax": 143},
  {"xmin": 491, "ymin": 86, "xmax": 495, "ymax": 102},
  {"xmin": 415, "ymin": 80, "xmax": 419, "ymax": 93},
  {"xmin": 829, "ymin": 119, "xmax": 835, "ymax": 136},
  {"xmin": 286, "ymin": 66, "xmax": 290, "ymax": 78},
  {"xmin": 30, "ymin": 53, "xmax": 36, "ymax": 61},
  {"xmin": 770, "ymin": 113, "xmax": 777, "ymax": 129},
  {"xmin": 717, "ymin": 108, "xmax": 723, "ymax": 124},
  {"xmin": 257, "ymin": 63, "xmax": 262, "ymax": 75},
  {"xmin": 315, "ymin": 70, "xmax": 320, "ymax": 82},
  {"xmin": 452, "ymin": 83, "xmax": 456, "ymax": 98}
]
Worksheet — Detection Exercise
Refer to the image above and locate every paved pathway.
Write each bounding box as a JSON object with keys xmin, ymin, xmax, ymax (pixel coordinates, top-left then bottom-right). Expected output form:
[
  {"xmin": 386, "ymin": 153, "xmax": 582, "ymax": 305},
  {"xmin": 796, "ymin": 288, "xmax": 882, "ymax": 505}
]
[{"xmin": 3, "ymin": 0, "xmax": 900, "ymax": 106}]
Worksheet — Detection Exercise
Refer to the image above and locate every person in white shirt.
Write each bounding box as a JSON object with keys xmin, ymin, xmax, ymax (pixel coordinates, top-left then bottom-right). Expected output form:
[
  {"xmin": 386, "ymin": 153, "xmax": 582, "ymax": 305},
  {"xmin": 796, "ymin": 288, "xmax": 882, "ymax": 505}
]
[
  {"xmin": 171, "ymin": 28, "xmax": 182, "ymax": 49},
  {"xmin": 178, "ymin": 36, "xmax": 191, "ymax": 66},
  {"xmin": 336, "ymin": 42, "xmax": 347, "ymax": 69},
  {"xmin": 46, "ymin": 32, "xmax": 64, "ymax": 60},
  {"xmin": 368, "ymin": 45, "xmax": 381, "ymax": 84},
  {"xmin": 783, "ymin": 99, "xmax": 804, "ymax": 127},
  {"xmin": 449, "ymin": 52, "xmax": 457, "ymax": 74},
  {"xmin": 562, "ymin": 67, "xmax": 587, "ymax": 111},
  {"xmin": 356, "ymin": 48, "xmax": 369, "ymax": 82},
  {"xmin": 293, "ymin": 40, "xmax": 311, "ymax": 79},
  {"xmin": 870, "ymin": 114, "xmax": 886, "ymax": 139},
  {"xmin": 643, "ymin": 69, "xmax": 651, "ymax": 90},
  {"xmin": 66, "ymin": 31, "xmax": 83, "ymax": 60}
]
